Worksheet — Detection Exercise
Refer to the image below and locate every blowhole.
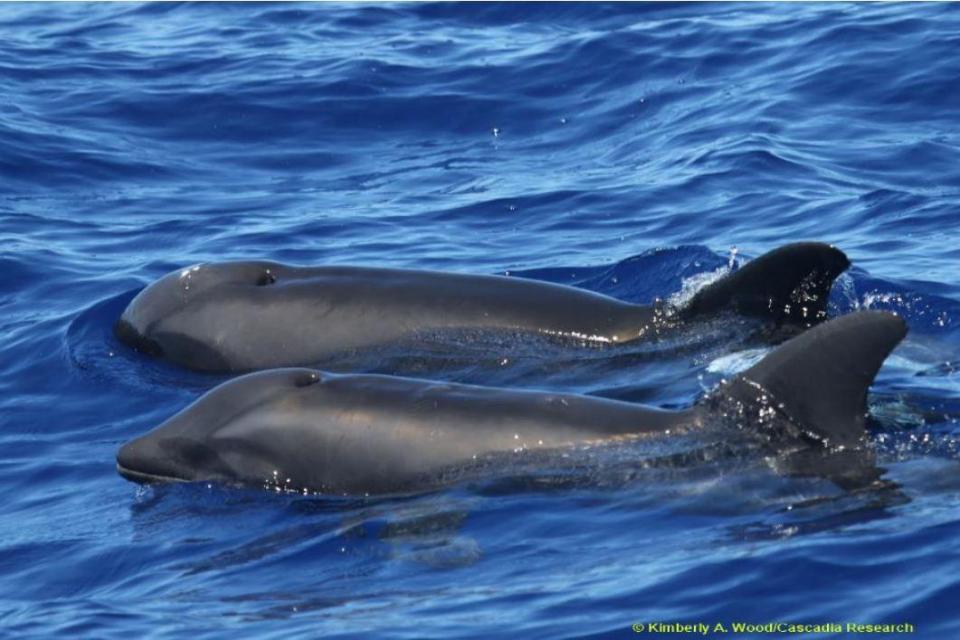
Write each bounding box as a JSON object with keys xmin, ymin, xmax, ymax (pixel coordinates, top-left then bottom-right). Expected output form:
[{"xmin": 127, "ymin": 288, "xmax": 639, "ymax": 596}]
[{"xmin": 295, "ymin": 372, "xmax": 321, "ymax": 387}]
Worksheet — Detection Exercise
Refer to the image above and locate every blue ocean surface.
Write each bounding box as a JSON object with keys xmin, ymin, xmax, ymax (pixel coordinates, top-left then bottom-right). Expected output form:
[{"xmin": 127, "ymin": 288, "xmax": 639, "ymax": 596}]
[{"xmin": 1, "ymin": 2, "xmax": 959, "ymax": 638}]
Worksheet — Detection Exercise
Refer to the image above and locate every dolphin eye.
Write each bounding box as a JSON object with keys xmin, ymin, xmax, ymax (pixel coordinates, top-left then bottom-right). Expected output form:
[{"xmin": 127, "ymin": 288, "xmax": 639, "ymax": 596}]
[{"xmin": 256, "ymin": 271, "xmax": 277, "ymax": 286}]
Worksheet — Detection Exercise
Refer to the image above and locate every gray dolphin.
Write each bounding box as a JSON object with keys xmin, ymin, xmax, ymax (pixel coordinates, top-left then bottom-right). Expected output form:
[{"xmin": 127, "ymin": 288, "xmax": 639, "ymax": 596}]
[
  {"xmin": 115, "ymin": 242, "xmax": 849, "ymax": 372},
  {"xmin": 116, "ymin": 311, "xmax": 905, "ymax": 495}
]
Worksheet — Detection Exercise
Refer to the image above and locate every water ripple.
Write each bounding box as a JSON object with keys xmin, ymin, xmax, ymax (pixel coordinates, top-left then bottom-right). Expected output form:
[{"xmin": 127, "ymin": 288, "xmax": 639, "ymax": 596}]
[{"xmin": 1, "ymin": 3, "xmax": 958, "ymax": 638}]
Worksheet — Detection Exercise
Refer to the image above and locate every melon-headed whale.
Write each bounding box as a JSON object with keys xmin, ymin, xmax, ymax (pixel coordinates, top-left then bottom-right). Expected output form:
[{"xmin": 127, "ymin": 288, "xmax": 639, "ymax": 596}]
[
  {"xmin": 114, "ymin": 242, "xmax": 849, "ymax": 372},
  {"xmin": 116, "ymin": 311, "xmax": 905, "ymax": 495}
]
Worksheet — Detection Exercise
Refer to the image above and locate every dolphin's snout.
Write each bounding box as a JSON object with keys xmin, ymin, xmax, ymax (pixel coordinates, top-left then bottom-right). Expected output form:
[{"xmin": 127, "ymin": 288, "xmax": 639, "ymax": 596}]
[
  {"xmin": 114, "ymin": 318, "xmax": 164, "ymax": 357},
  {"xmin": 116, "ymin": 437, "xmax": 152, "ymax": 483},
  {"xmin": 117, "ymin": 435, "xmax": 185, "ymax": 484}
]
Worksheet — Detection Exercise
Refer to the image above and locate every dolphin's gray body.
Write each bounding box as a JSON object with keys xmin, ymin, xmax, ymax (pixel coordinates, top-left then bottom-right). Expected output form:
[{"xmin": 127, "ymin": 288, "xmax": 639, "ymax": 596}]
[
  {"xmin": 115, "ymin": 242, "xmax": 849, "ymax": 372},
  {"xmin": 117, "ymin": 311, "xmax": 905, "ymax": 495}
]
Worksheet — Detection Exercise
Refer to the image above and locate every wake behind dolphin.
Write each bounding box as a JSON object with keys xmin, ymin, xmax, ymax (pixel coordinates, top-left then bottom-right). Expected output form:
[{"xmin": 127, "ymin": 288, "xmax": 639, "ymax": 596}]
[
  {"xmin": 114, "ymin": 242, "xmax": 849, "ymax": 372},
  {"xmin": 116, "ymin": 311, "xmax": 905, "ymax": 496}
]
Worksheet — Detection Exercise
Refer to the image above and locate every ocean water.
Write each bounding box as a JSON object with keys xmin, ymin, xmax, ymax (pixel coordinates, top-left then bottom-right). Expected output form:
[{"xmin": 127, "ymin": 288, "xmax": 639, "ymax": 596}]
[{"xmin": 2, "ymin": 2, "xmax": 959, "ymax": 638}]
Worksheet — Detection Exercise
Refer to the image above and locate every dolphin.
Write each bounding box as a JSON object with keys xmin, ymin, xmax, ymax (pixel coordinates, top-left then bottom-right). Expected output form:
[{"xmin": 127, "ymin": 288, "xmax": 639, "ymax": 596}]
[
  {"xmin": 114, "ymin": 242, "xmax": 850, "ymax": 372},
  {"xmin": 116, "ymin": 311, "xmax": 905, "ymax": 496}
]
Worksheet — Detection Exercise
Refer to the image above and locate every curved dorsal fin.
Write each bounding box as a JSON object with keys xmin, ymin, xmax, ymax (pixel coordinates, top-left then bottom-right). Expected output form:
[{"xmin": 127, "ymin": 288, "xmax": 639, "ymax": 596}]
[
  {"xmin": 723, "ymin": 310, "xmax": 907, "ymax": 449},
  {"xmin": 682, "ymin": 242, "xmax": 850, "ymax": 324}
]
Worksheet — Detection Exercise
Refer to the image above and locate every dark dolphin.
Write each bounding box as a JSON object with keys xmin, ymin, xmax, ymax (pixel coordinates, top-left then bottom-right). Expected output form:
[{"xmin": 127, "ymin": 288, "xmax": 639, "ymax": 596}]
[
  {"xmin": 117, "ymin": 311, "xmax": 905, "ymax": 496},
  {"xmin": 114, "ymin": 242, "xmax": 849, "ymax": 372}
]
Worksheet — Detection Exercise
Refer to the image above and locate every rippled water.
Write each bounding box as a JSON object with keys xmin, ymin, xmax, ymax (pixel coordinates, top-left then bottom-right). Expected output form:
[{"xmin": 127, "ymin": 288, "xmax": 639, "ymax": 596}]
[{"xmin": 2, "ymin": 3, "xmax": 959, "ymax": 638}]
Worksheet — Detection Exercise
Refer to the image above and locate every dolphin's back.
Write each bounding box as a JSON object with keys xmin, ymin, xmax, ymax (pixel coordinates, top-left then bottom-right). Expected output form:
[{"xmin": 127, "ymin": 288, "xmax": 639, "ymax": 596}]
[
  {"xmin": 120, "ymin": 265, "xmax": 648, "ymax": 372},
  {"xmin": 217, "ymin": 373, "xmax": 690, "ymax": 494}
]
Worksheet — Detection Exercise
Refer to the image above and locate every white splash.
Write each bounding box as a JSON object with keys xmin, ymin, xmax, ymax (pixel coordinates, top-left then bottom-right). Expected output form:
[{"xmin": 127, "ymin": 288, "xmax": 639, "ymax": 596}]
[
  {"xmin": 706, "ymin": 348, "xmax": 769, "ymax": 375},
  {"xmin": 179, "ymin": 264, "xmax": 202, "ymax": 279},
  {"xmin": 667, "ymin": 265, "xmax": 731, "ymax": 309}
]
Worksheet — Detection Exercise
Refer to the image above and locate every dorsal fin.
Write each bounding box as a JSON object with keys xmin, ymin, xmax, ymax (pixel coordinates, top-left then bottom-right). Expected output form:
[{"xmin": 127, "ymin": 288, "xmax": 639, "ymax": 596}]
[
  {"xmin": 719, "ymin": 311, "xmax": 907, "ymax": 449},
  {"xmin": 682, "ymin": 242, "xmax": 850, "ymax": 324}
]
